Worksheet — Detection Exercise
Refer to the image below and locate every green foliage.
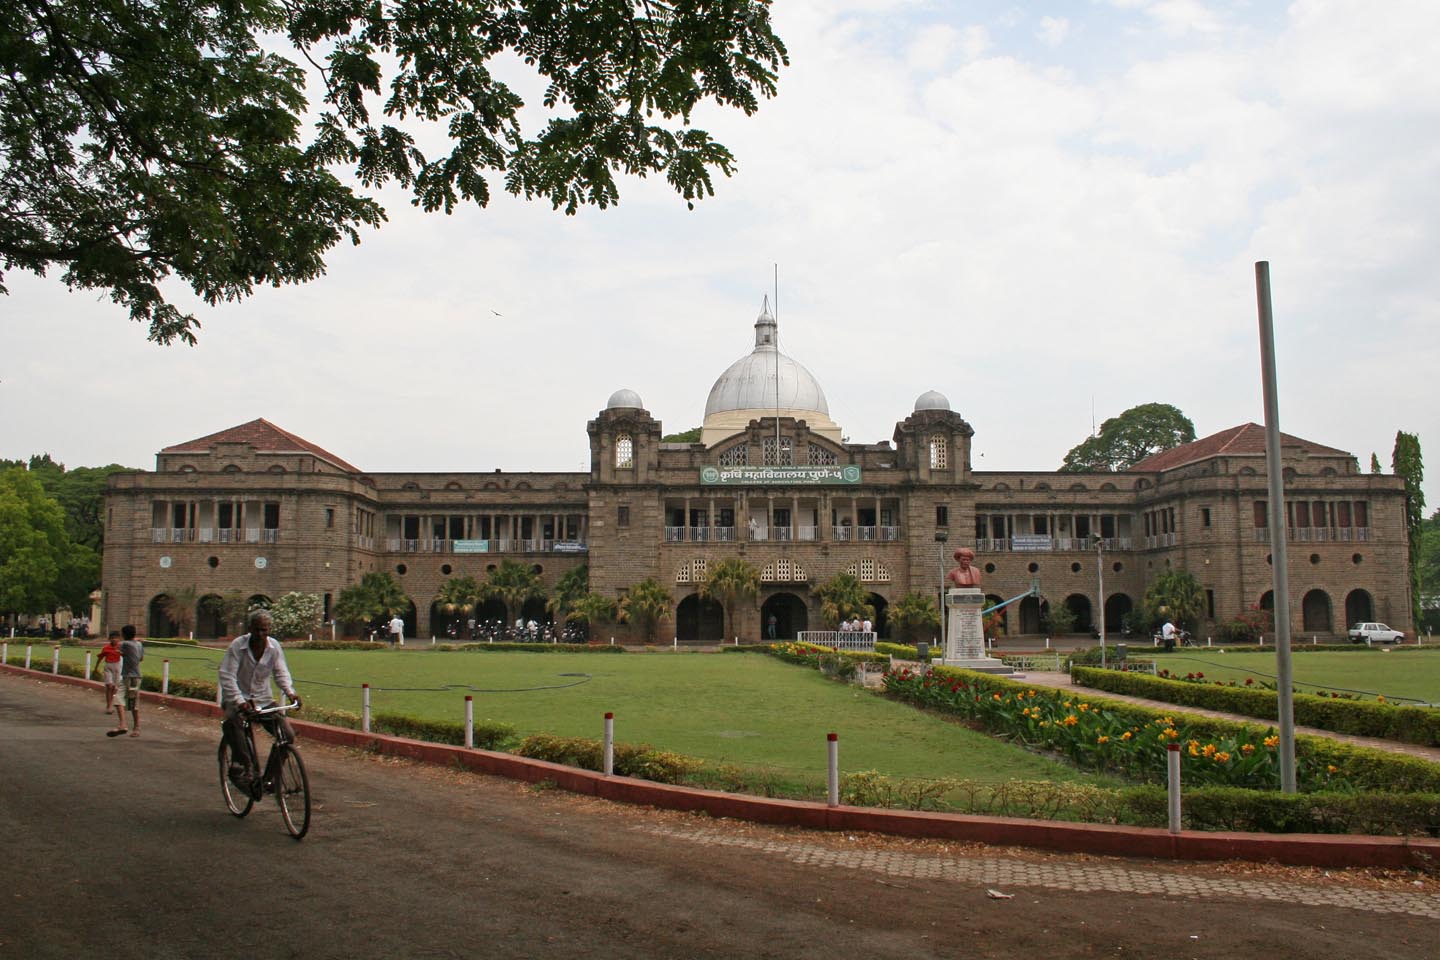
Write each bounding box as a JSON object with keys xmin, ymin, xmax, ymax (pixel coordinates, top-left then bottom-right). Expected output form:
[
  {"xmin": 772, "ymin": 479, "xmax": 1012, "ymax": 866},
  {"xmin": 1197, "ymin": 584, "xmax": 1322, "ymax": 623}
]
[
  {"xmin": 486, "ymin": 560, "xmax": 545, "ymax": 625},
  {"xmin": 1060, "ymin": 402, "xmax": 1196, "ymax": 472},
  {"xmin": 1216, "ymin": 606, "xmax": 1272, "ymax": 644},
  {"xmin": 887, "ymin": 592, "xmax": 940, "ymax": 642},
  {"xmin": 546, "ymin": 566, "xmax": 588, "ymax": 622},
  {"xmin": 268, "ymin": 591, "xmax": 323, "ymax": 639},
  {"xmin": 334, "ymin": 571, "xmax": 409, "ymax": 628},
  {"xmin": 1370, "ymin": 452, "xmax": 1382, "ymax": 474},
  {"xmin": 700, "ymin": 557, "xmax": 759, "ymax": 638},
  {"xmin": 1040, "ymin": 597, "xmax": 1078, "ymax": 634},
  {"xmin": 0, "ymin": 468, "xmax": 99, "ymax": 615},
  {"xmin": 1138, "ymin": 567, "xmax": 1205, "ymax": 631},
  {"xmin": 517, "ymin": 734, "xmax": 702, "ymax": 783},
  {"xmin": 813, "ymin": 572, "xmax": 874, "ymax": 626},
  {"xmin": 372, "ymin": 712, "xmax": 517, "ymax": 751},
  {"xmin": 841, "ymin": 770, "xmax": 959, "ymax": 811},
  {"xmin": 1392, "ymin": 430, "xmax": 1425, "ymax": 629},
  {"xmin": 660, "ymin": 427, "xmax": 702, "ymax": 443},
  {"xmin": 157, "ymin": 586, "xmax": 200, "ymax": 637},
  {"xmin": 1, "ymin": 0, "xmax": 787, "ymax": 343},
  {"xmin": 18, "ymin": 457, "xmax": 127, "ymax": 552},
  {"xmin": 565, "ymin": 592, "xmax": 618, "ymax": 640},
  {"xmin": 618, "ymin": 577, "xmax": 671, "ymax": 643},
  {"xmin": 1072, "ymin": 666, "xmax": 1440, "ymax": 747},
  {"xmin": 435, "ymin": 574, "xmax": 482, "ymax": 611}
]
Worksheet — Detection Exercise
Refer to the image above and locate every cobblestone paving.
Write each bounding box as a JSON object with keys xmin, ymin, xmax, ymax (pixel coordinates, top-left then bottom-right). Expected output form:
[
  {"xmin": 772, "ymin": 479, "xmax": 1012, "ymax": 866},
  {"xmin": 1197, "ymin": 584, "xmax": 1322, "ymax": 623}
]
[{"xmin": 637, "ymin": 823, "xmax": 1440, "ymax": 920}]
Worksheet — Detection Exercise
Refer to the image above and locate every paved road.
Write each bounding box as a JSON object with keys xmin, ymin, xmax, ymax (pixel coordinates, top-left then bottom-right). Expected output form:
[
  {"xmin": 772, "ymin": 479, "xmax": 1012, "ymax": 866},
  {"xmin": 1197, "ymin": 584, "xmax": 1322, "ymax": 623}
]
[{"xmin": 2, "ymin": 672, "xmax": 1437, "ymax": 960}]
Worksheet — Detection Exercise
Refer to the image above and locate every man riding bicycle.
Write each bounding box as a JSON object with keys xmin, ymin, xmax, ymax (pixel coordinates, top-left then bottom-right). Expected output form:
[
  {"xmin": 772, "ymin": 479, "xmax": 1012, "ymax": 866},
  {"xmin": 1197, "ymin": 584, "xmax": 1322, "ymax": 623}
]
[{"xmin": 219, "ymin": 610, "xmax": 302, "ymax": 788}]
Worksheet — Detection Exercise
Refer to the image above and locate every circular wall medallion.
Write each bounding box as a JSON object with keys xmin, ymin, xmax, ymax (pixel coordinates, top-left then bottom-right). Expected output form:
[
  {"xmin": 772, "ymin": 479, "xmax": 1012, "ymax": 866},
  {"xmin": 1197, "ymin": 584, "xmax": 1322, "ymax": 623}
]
[
  {"xmin": 700, "ymin": 466, "xmax": 720, "ymax": 483},
  {"xmin": 842, "ymin": 465, "xmax": 861, "ymax": 483},
  {"xmin": 254, "ymin": 556, "xmax": 268, "ymax": 569},
  {"xmin": 159, "ymin": 556, "xmax": 172, "ymax": 569}
]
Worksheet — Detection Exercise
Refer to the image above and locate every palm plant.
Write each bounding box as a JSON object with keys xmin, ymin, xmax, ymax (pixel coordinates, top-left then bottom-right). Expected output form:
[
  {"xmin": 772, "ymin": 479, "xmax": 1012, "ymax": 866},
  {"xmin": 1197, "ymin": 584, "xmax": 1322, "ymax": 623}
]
[
  {"xmin": 567, "ymin": 591, "xmax": 618, "ymax": 641},
  {"xmin": 546, "ymin": 565, "xmax": 589, "ymax": 623},
  {"xmin": 814, "ymin": 572, "xmax": 874, "ymax": 627},
  {"xmin": 618, "ymin": 577, "xmax": 672, "ymax": 644},
  {"xmin": 487, "ymin": 559, "xmax": 544, "ymax": 625},
  {"xmin": 700, "ymin": 557, "xmax": 759, "ymax": 640},
  {"xmin": 159, "ymin": 585, "xmax": 200, "ymax": 638},
  {"xmin": 888, "ymin": 591, "xmax": 940, "ymax": 644}
]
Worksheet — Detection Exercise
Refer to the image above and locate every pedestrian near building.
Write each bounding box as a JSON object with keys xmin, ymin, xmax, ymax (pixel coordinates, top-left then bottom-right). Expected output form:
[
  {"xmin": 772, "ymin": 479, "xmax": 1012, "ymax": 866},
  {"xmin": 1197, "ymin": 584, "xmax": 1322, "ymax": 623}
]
[
  {"xmin": 95, "ymin": 630, "xmax": 123, "ymax": 717},
  {"xmin": 388, "ymin": 614, "xmax": 404, "ymax": 646},
  {"xmin": 118, "ymin": 625, "xmax": 144, "ymax": 737}
]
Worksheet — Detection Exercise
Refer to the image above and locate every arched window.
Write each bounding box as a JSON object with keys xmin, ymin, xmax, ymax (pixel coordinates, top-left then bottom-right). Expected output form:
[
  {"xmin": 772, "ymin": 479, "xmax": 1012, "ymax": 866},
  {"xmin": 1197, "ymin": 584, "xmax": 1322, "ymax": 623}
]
[
  {"xmin": 808, "ymin": 445, "xmax": 837, "ymax": 466},
  {"xmin": 615, "ymin": 434, "xmax": 634, "ymax": 468},
  {"xmin": 929, "ymin": 434, "xmax": 947, "ymax": 469},
  {"xmin": 719, "ymin": 443, "xmax": 748, "ymax": 467}
]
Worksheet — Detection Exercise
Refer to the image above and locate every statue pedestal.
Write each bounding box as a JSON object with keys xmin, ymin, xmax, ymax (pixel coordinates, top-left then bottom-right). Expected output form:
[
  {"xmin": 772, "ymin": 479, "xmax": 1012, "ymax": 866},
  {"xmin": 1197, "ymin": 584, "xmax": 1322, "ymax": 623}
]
[{"xmin": 943, "ymin": 588, "xmax": 1012, "ymax": 673}]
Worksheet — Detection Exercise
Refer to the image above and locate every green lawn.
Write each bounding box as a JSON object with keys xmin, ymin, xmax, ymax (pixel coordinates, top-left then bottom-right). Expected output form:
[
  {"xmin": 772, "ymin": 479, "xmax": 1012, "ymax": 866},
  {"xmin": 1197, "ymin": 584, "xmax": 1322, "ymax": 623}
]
[
  {"xmin": 1145, "ymin": 649, "xmax": 1440, "ymax": 704},
  {"xmin": 38, "ymin": 643, "xmax": 1093, "ymax": 785}
]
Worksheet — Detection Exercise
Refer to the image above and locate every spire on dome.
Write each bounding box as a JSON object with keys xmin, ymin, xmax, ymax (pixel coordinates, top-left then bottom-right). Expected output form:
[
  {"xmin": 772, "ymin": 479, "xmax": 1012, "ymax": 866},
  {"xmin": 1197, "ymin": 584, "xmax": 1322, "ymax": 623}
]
[{"xmin": 753, "ymin": 296, "xmax": 776, "ymax": 349}]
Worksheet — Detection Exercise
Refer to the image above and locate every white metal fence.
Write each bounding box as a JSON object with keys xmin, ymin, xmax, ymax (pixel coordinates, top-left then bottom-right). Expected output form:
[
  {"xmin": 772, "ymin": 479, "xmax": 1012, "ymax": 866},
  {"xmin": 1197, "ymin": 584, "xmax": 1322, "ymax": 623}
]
[{"xmin": 796, "ymin": 630, "xmax": 877, "ymax": 651}]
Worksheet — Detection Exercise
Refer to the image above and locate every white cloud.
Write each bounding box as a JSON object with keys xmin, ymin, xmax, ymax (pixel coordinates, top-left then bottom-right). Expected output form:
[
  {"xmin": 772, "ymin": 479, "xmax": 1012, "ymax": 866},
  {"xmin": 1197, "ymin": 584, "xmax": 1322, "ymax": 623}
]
[{"xmin": 1037, "ymin": 16, "xmax": 1070, "ymax": 48}]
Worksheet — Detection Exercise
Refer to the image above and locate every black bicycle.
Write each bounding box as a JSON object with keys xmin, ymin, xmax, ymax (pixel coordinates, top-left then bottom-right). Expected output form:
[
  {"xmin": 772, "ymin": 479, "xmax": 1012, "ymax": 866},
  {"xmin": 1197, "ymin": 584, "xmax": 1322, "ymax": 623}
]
[{"xmin": 218, "ymin": 702, "xmax": 311, "ymax": 839}]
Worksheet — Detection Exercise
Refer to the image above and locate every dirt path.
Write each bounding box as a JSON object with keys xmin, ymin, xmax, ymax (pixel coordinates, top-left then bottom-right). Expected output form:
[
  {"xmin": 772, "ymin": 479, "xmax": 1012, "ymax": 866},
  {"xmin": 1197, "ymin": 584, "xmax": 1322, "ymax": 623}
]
[{"xmin": 2, "ymin": 672, "xmax": 1438, "ymax": 960}]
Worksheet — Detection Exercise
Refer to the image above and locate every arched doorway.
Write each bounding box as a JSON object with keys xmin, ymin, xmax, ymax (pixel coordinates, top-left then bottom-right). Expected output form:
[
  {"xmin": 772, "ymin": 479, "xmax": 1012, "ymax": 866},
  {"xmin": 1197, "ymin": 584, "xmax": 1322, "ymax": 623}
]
[
  {"xmin": 196, "ymin": 594, "xmax": 225, "ymax": 638},
  {"xmin": 430, "ymin": 601, "xmax": 473, "ymax": 641},
  {"xmin": 1064, "ymin": 594, "xmax": 1093, "ymax": 633},
  {"xmin": 1104, "ymin": 593, "xmax": 1133, "ymax": 636},
  {"xmin": 676, "ymin": 593, "xmax": 724, "ymax": 643},
  {"xmin": 1301, "ymin": 589, "xmax": 1332, "ymax": 633},
  {"xmin": 520, "ymin": 597, "xmax": 551, "ymax": 625},
  {"xmin": 1259, "ymin": 590, "xmax": 1274, "ymax": 613},
  {"xmin": 1018, "ymin": 596, "xmax": 1044, "ymax": 635},
  {"xmin": 476, "ymin": 597, "xmax": 507, "ymax": 627},
  {"xmin": 1345, "ymin": 589, "xmax": 1374, "ymax": 625},
  {"xmin": 984, "ymin": 594, "xmax": 1008, "ymax": 636},
  {"xmin": 866, "ymin": 593, "xmax": 890, "ymax": 639},
  {"xmin": 761, "ymin": 592, "xmax": 808, "ymax": 641},
  {"xmin": 148, "ymin": 595, "xmax": 178, "ymax": 638}
]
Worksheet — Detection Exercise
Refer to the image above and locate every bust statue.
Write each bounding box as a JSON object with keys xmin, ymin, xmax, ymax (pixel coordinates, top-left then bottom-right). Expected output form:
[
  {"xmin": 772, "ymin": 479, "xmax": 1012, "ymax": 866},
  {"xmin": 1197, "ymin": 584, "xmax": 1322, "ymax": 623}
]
[{"xmin": 946, "ymin": 547, "xmax": 982, "ymax": 588}]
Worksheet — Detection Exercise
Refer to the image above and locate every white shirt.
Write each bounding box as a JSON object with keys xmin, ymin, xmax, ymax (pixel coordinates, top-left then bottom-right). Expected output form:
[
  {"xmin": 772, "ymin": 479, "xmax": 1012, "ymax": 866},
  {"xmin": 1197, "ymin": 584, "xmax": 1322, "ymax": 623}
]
[
  {"xmin": 218, "ymin": 634, "xmax": 296, "ymax": 707},
  {"xmin": 389, "ymin": 617, "xmax": 403, "ymax": 635},
  {"xmin": 862, "ymin": 620, "xmax": 873, "ymax": 633},
  {"xmin": 1162, "ymin": 621, "xmax": 1176, "ymax": 640}
]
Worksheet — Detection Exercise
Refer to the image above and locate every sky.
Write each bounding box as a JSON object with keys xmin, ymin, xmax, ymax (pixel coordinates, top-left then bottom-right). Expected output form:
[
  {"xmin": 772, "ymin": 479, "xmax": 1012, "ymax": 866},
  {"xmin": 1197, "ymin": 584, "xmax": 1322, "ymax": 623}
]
[{"xmin": 3, "ymin": 0, "xmax": 1437, "ymax": 507}]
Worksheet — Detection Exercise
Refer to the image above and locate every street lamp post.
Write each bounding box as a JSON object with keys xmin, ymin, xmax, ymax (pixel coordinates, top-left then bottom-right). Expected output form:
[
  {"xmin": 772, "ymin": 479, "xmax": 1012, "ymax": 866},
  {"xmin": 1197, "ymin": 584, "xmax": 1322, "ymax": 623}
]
[
  {"xmin": 1094, "ymin": 535, "xmax": 1107, "ymax": 669},
  {"xmin": 935, "ymin": 530, "xmax": 949, "ymax": 651}
]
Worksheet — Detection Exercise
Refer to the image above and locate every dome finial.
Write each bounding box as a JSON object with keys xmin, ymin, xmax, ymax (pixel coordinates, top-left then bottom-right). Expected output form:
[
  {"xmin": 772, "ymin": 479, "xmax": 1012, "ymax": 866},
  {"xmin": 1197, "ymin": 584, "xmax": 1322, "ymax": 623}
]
[{"xmin": 754, "ymin": 295, "xmax": 776, "ymax": 349}]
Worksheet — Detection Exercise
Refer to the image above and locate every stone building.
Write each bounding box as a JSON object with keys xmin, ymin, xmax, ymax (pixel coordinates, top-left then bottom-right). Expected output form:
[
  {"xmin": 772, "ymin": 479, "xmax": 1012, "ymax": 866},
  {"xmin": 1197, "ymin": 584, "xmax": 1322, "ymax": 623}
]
[{"xmin": 102, "ymin": 302, "xmax": 1413, "ymax": 641}]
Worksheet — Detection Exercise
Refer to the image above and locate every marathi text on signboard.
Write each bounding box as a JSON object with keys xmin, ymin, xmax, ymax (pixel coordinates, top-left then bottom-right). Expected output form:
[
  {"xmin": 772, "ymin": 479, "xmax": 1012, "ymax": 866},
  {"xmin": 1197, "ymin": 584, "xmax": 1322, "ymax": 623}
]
[
  {"xmin": 699, "ymin": 465, "xmax": 862, "ymax": 486},
  {"xmin": 1011, "ymin": 534, "xmax": 1052, "ymax": 552},
  {"xmin": 453, "ymin": 540, "xmax": 491, "ymax": 553}
]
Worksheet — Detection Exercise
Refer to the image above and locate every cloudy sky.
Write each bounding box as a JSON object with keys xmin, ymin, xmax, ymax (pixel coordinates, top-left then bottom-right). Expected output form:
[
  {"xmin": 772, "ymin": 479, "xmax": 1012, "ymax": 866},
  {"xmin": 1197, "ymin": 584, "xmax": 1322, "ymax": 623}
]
[{"xmin": 3, "ymin": 0, "xmax": 1437, "ymax": 506}]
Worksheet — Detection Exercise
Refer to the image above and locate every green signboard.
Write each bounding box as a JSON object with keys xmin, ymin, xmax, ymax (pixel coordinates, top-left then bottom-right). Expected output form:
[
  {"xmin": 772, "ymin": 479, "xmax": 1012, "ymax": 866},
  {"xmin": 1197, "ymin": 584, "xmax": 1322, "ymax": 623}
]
[{"xmin": 699, "ymin": 465, "xmax": 862, "ymax": 486}]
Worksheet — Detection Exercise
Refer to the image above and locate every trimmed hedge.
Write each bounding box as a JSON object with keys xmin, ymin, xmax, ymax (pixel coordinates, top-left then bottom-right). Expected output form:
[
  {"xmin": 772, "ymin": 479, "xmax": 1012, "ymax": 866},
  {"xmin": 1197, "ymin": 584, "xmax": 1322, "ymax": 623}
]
[
  {"xmin": 1073, "ymin": 666, "xmax": 1440, "ymax": 747},
  {"xmin": 288, "ymin": 640, "xmax": 625, "ymax": 653},
  {"xmin": 517, "ymin": 733, "xmax": 702, "ymax": 783}
]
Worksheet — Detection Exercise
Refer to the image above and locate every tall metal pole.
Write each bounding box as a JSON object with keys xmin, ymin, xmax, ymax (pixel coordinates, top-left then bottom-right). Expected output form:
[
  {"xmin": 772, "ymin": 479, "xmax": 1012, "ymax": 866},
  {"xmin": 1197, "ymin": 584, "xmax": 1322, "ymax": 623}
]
[
  {"xmin": 1256, "ymin": 261, "xmax": 1297, "ymax": 793},
  {"xmin": 936, "ymin": 531, "xmax": 948, "ymax": 651},
  {"xmin": 1096, "ymin": 537, "xmax": 1107, "ymax": 668}
]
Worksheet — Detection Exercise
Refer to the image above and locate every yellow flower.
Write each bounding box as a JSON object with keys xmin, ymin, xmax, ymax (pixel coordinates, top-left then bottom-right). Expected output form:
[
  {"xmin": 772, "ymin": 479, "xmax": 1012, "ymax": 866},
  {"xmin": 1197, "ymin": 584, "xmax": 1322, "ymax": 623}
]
[
  {"xmin": 1376, "ymin": 695, "xmax": 1386, "ymax": 703},
  {"xmin": 1188, "ymin": 744, "xmax": 1200, "ymax": 757},
  {"xmin": 1263, "ymin": 735, "xmax": 1279, "ymax": 749},
  {"xmin": 1201, "ymin": 744, "xmax": 1217, "ymax": 758},
  {"xmin": 1097, "ymin": 735, "xmax": 1110, "ymax": 744},
  {"xmin": 1214, "ymin": 752, "xmax": 1231, "ymax": 763},
  {"xmin": 1120, "ymin": 731, "xmax": 1132, "ymax": 741},
  {"xmin": 1078, "ymin": 703, "xmax": 1090, "ymax": 712},
  {"xmin": 1241, "ymin": 744, "xmax": 1256, "ymax": 756},
  {"xmin": 1327, "ymin": 764, "xmax": 1339, "ymax": 774},
  {"xmin": 1064, "ymin": 715, "xmax": 1079, "ymax": 727},
  {"xmin": 1163, "ymin": 727, "xmax": 1179, "ymax": 740},
  {"xmin": 1064, "ymin": 701, "xmax": 1073, "ymax": 708},
  {"xmin": 1039, "ymin": 721, "xmax": 1049, "ymax": 727},
  {"xmin": 993, "ymin": 693, "xmax": 1002, "ymax": 701}
]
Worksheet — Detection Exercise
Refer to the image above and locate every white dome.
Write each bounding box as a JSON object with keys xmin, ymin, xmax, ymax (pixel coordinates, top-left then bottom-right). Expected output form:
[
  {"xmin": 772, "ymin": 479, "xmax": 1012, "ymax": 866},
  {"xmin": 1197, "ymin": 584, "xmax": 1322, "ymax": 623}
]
[
  {"xmin": 606, "ymin": 388, "xmax": 644, "ymax": 410},
  {"xmin": 914, "ymin": 390, "xmax": 950, "ymax": 412},
  {"xmin": 703, "ymin": 299, "xmax": 828, "ymax": 419}
]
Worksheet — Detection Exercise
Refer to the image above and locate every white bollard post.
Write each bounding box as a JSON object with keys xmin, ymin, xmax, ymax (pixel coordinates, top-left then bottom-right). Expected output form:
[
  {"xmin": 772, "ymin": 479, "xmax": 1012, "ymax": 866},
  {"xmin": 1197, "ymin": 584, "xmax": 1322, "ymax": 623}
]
[
  {"xmin": 332, "ymin": 621, "xmax": 337, "ymax": 642},
  {"xmin": 216, "ymin": 684, "xmax": 222, "ymax": 705},
  {"xmin": 25, "ymin": 645, "xmax": 33, "ymax": 669},
  {"xmin": 1207, "ymin": 637, "xmax": 1212, "ymax": 647},
  {"xmin": 734, "ymin": 636, "xmax": 739, "ymax": 646},
  {"xmin": 827, "ymin": 733, "xmax": 840, "ymax": 807},
  {"xmin": 464, "ymin": 696, "xmax": 474, "ymax": 749},
  {"xmin": 189, "ymin": 630, "xmax": 194, "ymax": 641},
  {"xmin": 1166, "ymin": 743, "xmax": 1182, "ymax": 834},
  {"xmin": 309, "ymin": 633, "xmax": 313, "ymax": 643},
  {"xmin": 52, "ymin": 646, "xmax": 60, "ymax": 674},
  {"xmin": 1045, "ymin": 637, "xmax": 1050, "ymax": 650},
  {"xmin": 673, "ymin": 637, "xmax": 678, "ymax": 650},
  {"xmin": 362, "ymin": 683, "xmax": 372, "ymax": 733},
  {"xmin": 609, "ymin": 636, "xmax": 614, "ymax": 646},
  {"xmin": 603, "ymin": 712, "xmax": 614, "ymax": 776},
  {"xmin": 162, "ymin": 659, "xmax": 171, "ymax": 694},
  {"xmin": 2, "ymin": 641, "xmax": 7, "ymax": 664},
  {"xmin": 85, "ymin": 652, "xmax": 92, "ymax": 677}
]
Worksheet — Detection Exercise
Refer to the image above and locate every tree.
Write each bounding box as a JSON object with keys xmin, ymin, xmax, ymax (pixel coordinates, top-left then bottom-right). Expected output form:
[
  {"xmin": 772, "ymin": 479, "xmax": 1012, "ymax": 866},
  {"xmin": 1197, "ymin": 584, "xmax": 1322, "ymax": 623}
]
[
  {"xmin": 546, "ymin": 565, "xmax": 589, "ymax": 623},
  {"xmin": 700, "ymin": 557, "xmax": 759, "ymax": 640},
  {"xmin": 618, "ymin": 578, "xmax": 671, "ymax": 644},
  {"xmin": 567, "ymin": 592, "xmax": 618, "ymax": 642},
  {"xmin": 2, "ymin": 0, "xmax": 787, "ymax": 344},
  {"xmin": 486, "ymin": 559, "xmax": 544, "ymax": 626},
  {"xmin": 158, "ymin": 585, "xmax": 201, "ymax": 638},
  {"xmin": 1392, "ymin": 431, "xmax": 1425, "ymax": 629},
  {"xmin": 661, "ymin": 427, "xmax": 702, "ymax": 443},
  {"xmin": 1137, "ymin": 568, "xmax": 1205, "ymax": 632},
  {"xmin": 201, "ymin": 590, "xmax": 252, "ymax": 637},
  {"xmin": 268, "ymin": 591, "xmax": 323, "ymax": 639},
  {"xmin": 0, "ymin": 468, "xmax": 96, "ymax": 618},
  {"xmin": 1419, "ymin": 510, "xmax": 1440, "ymax": 634},
  {"xmin": 1060, "ymin": 403, "xmax": 1196, "ymax": 472},
  {"xmin": 887, "ymin": 592, "xmax": 940, "ymax": 644},
  {"xmin": 334, "ymin": 571, "xmax": 408, "ymax": 633},
  {"xmin": 1371, "ymin": 453, "xmax": 1383, "ymax": 474},
  {"xmin": 813, "ymin": 573, "xmax": 874, "ymax": 628}
]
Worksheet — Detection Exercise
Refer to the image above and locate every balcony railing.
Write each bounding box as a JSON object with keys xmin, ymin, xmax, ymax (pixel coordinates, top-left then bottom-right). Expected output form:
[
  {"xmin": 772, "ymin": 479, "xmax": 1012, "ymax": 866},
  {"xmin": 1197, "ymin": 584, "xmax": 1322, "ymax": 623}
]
[
  {"xmin": 978, "ymin": 536, "xmax": 1133, "ymax": 552},
  {"xmin": 152, "ymin": 527, "xmax": 279, "ymax": 544},
  {"xmin": 384, "ymin": 537, "xmax": 586, "ymax": 554},
  {"xmin": 1255, "ymin": 526, "xmax": 1369, "ymax": 543}
]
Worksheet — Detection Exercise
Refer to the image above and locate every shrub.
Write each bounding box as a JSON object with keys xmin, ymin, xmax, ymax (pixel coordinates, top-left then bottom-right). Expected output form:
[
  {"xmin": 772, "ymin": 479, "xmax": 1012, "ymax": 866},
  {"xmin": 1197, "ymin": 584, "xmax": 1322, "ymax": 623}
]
[
  {"xmin": 371, "ymin": 711, "xmax": 517, "ymax": 750},
  {"xmin": 516, "ymin": 733, "xmax": 701, "ymax": 783},
  {"xmin": 268, "ymin": 592, "xmax": 324, "ymax": 639},
  {"xmin": 841, "ymin": 770, "xmax": 958, "ymax": 810}
]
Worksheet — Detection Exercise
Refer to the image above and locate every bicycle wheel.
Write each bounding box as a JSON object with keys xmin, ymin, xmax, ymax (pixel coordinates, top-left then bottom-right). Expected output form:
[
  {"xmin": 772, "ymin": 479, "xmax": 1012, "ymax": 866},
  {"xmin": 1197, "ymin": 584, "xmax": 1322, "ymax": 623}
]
[
  {"xmin": 273, "ymin": 744, "xmax": 311, "ymax": 839},
  {"xmin": 218, "ymin": 741, "xmax": 253, "ymax": 818}
]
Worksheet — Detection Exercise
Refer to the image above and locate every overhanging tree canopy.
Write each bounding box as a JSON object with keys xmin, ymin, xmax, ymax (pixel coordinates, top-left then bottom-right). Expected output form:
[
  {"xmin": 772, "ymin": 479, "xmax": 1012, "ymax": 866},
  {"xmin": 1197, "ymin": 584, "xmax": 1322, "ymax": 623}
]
[
  {"xmin": 1060, "ymin": 403, "xmax": 1196, "ymax": 472},
  {"xmin": 1, "ymin": 0, "xmax": 788, "ymax": 344}
]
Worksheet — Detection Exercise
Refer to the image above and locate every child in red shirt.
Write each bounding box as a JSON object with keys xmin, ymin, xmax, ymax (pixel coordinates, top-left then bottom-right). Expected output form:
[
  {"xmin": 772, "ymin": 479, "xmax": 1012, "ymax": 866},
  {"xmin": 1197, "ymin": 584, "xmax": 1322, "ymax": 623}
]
[{"xmin": 94, "ymin": 631, "xmax": 125, "ymax": 734}]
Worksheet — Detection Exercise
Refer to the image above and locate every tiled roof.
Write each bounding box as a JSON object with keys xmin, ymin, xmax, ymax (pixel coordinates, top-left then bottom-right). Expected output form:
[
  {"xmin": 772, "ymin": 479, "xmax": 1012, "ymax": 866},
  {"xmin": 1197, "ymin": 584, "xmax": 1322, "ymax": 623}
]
[
  {"xmin": 1130, "ymin": 423, "xmax": 1350, "ymax": 473},
  {"xmin": 161, "ymin": 419, "xmax": 361, "ymax": 473}
]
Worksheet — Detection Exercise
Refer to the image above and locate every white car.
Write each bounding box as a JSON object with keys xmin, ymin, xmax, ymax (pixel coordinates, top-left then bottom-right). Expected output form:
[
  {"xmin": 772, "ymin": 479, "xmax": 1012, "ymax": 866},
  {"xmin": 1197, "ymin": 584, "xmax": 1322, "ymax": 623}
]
[{"xmin": 1348, "ymin": 622, "xmax": 1405, "ymax": 644}]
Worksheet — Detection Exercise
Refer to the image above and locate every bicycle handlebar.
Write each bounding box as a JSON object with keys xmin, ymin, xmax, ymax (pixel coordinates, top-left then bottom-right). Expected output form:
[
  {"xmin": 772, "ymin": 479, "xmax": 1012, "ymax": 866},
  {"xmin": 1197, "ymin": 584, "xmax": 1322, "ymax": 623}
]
[{"xmin": 250, "ymin": 702, "xmax": 301, "ymax": 717}]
